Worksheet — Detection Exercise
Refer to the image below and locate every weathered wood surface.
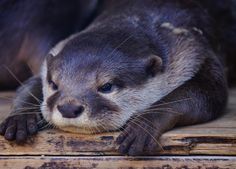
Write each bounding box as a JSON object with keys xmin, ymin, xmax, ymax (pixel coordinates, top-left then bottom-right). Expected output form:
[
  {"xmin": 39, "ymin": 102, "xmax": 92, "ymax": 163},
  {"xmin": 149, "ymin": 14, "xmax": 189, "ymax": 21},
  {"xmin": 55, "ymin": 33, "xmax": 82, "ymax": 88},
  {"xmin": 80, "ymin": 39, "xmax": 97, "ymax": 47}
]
[
  {"xmin": 1, "ymin": 156, "xmax": 236, "ymax": 169},
  {"xmin": 0, "ymin": 90, "xmax": 236, "ymax": 156}
]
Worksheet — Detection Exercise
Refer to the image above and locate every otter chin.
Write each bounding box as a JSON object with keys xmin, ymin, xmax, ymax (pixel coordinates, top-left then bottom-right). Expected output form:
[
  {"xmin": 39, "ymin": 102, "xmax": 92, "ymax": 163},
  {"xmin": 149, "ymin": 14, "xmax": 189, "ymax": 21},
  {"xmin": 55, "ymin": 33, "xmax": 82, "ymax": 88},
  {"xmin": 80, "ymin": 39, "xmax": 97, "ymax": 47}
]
[{"xmin": 41, "ymin": 92, "xmax": 123, "ymax": 134}]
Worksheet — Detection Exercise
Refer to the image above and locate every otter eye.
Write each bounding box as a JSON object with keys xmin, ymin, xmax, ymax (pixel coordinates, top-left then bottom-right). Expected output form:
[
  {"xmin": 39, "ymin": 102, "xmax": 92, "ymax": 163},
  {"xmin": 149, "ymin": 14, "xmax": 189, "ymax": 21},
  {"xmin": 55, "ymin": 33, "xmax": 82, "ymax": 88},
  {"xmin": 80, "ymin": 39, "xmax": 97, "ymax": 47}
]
[
  {"xmin": 48, "ymin": 80, "xmax": 58, "ymax": 91},
  {"xmin": 98, "ymin": 83, "xmax": 113, "ymax": 93}
]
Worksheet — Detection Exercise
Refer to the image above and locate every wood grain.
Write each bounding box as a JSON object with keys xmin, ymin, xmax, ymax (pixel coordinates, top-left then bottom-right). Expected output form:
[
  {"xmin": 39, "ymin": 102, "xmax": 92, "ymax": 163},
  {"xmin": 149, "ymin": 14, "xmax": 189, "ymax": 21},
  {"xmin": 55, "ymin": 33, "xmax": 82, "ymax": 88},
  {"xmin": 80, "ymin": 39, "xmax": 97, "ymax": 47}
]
[
  {"xmin": 0, "ymin": 91, "xmax": 236, "ymax": 156},
  {"xmin": 1, "ymin": 156, "xmax": 236, "ymax": 169}
]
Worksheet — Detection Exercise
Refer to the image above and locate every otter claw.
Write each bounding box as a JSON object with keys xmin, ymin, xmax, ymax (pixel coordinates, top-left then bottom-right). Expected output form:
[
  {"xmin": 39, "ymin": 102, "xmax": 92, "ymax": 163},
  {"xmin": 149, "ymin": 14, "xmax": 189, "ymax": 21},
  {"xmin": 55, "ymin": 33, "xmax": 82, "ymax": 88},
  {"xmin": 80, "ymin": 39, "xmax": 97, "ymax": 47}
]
[
  {"xmin": 116, "ymin": 122, "xmax": 162, "ymax": 156},
  {"xmin": 0, "ymin": 118, "xmax": 8, "ymax": 135},
  {"xmin": 27, "ymin": 114, "xmax": 38, "ymax": 135},
  {"xmin": 0, "ymin": 114, "xmax": 38, "ymax": 143},
  {"xmin": 4, "ymin": 118, "xmax": 17, "ymax": 141}
]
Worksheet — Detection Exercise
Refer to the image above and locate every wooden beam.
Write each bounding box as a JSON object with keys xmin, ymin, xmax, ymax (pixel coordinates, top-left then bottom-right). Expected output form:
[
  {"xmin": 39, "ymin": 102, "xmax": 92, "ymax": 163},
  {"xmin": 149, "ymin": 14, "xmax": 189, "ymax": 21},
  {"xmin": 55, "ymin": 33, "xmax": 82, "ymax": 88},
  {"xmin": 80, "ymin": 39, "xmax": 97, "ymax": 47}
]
[
  {"xmin": 0, "ymin": 91, "xmax": 236, "ymax": 156},
  {"xmin": 1, "ymin": 156, "xmax": 236, "ymax": 169}
]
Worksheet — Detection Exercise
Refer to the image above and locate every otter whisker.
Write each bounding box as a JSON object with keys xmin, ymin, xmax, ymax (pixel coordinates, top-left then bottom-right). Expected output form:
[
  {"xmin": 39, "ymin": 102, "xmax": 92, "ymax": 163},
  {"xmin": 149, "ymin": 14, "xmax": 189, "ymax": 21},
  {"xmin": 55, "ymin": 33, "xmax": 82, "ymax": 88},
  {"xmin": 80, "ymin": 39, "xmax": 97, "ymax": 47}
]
[
  {"xmin": 9, "ymin": 104, "xmax": 45, "ymax": 113},
  {"xmin": 92, "ymin": 127, "xmax": 97, "ymax": 134},
  {"xmin": 100, "ymin": 119, "xmax": 113, "ymax": 133},
  {"xmin": 49, "ymin": 124, "xmax": 55, "ymax": 129},
  {"xmin": 107, "ymin": 34, "xmax": 133, "ymax": 58},
  {"xmin": 110, "ymin": 114, "xmax": 140, "ymax": 138},
  {"xmin": 3, "ymin": 65, "xmax": 42, "ymax": 104},
  {"xmin": 86, "ymin": 126, "xmax": 92, "ymax": 134},
  {"xmin": 48, "ymin": 122, "xmax": 54, "ymax": 129},
  {"xmin": 115, "ymin": 123, "xmax": 130, "ymax": 137},
  {"xmin": 129, "ymin": 119, "xmax": 164, "ymax": 151},
  {"xmin": 139, "ymin": 109, "xmax": 183, "ymax": 116},
  {"xmin": 0, "ymin": 96, "xmax": 14, "ymax": 101},
  {"xmin": 110, "ymin": 114, "xmax": 130, "ymax": 133},
  {"xmin": 109, "ymin": 119, "xmax": 131, "ymax": 140},
  {"xmin": 39, "ymin": 121, "xmax": 52, "ymax": 130},
  {"xmin": 98, "ymin": 119, "xmax": 109, "ymax": 133},
  {"xmin": 149, "ymin": 98, "xmax": 192, "ymax": 108},
  {"xmin": 37, "ymin": 118, "xmax": 45, "ymax": 125},
  {"xmin": 0, "ymin": 96, "xmax": 41, "ymax": 107},
  {"xmin": 94, "ymin": 126, "xmax": 101, "ymax": 134},
  {"xmin": 143, "ymin": 106, "xmax": 183, "ymax": 113},
  {"xmin": 50, "ymin": 123, "xmax": 57, "ymax": 129},
  {"xmin": 108, "ymin": 119, "xmax": 126, "ymax": 133},
  {"xmin": 98, "ymin": 122, "xmax": 108, "ymax": 134},
  {"xmin": 92, "ymin": 124, "xmax": 100, "ymax": 134},
  {"xmin": 130, "ymin": 116, "xmax": 162, "ymax": 137},
  {"xmin": 92, "ymin": 126, "xmax": 98, "ymax": 134},
  {"xmin": 37, "ymin": 118, "xmax": 48, "ymax": 129},
  {"xmin": 8, "ymin": 112, "xmax": 40, "ymax": 118},
  {"xmin": 0, "ymin": 112, "xmax": 40, "ymax": 123},
  {"xmin": 132, "ymin": 115, "xmax": 161, "ymax": 132},
  {"xmin": 12, "ymin": 107, "xmax": 41, "ymax": 112},
  {"xmin": 141, "ymin": 108, "xmax": 183, "ymax": 115},
  {"xmin": 131, "ymin": 114, "xmax": 168, "ymax": 140}
]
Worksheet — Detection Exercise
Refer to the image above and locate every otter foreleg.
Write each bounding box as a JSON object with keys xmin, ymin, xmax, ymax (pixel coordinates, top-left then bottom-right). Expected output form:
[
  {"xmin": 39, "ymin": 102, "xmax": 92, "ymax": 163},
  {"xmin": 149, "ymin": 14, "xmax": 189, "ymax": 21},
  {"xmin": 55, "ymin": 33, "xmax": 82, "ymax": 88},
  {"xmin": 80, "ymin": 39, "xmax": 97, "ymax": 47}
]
[{"xmin": 0, "ymin": 76, "xmax": 43, "ymax": 143}]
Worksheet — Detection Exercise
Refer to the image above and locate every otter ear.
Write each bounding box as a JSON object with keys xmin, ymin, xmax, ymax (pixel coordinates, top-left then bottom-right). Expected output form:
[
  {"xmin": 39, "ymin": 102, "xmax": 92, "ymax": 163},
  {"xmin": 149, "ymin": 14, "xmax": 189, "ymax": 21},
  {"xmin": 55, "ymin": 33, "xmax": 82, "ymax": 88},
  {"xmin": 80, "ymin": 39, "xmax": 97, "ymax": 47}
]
[{"xmin": 145, "ymin": 55, "xmax": 163, "ymax": 77}]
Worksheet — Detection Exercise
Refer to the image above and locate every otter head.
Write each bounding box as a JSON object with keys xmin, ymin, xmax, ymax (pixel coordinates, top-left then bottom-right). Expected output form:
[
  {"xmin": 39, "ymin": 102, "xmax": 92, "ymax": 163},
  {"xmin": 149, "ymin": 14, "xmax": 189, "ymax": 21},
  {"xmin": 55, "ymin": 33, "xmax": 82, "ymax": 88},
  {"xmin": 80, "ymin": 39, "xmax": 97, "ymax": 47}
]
[{"xmin": 40, "ymin": 33, "xmax": 163, "ymax": 134}]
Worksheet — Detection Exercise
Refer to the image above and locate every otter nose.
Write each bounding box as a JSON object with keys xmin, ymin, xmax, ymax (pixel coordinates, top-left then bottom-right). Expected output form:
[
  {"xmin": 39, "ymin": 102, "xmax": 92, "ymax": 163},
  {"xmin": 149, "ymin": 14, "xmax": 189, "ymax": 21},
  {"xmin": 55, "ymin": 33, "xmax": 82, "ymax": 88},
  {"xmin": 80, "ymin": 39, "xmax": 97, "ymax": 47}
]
[{"xmin": 57, "ymin": 104, "xmax": 84, "ymax": 118}]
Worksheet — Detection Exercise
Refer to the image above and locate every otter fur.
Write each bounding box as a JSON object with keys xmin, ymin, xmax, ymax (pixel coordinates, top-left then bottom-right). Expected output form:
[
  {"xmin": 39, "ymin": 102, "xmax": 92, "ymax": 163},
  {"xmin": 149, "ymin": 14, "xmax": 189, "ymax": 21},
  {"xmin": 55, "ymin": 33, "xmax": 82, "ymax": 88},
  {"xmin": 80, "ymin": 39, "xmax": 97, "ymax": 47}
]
[{"xmin": 0, "ymin": 0, "xmax": 232, "ymax": 155}]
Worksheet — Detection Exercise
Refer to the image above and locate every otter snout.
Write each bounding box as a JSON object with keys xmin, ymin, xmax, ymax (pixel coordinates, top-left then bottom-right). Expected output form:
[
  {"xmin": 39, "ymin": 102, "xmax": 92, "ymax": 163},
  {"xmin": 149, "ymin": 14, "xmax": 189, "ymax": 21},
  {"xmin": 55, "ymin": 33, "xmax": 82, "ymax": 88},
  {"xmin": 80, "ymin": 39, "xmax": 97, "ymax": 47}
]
[{"xmin": 57, "ymin": 104, "xmax": 84, "ymax": 118}]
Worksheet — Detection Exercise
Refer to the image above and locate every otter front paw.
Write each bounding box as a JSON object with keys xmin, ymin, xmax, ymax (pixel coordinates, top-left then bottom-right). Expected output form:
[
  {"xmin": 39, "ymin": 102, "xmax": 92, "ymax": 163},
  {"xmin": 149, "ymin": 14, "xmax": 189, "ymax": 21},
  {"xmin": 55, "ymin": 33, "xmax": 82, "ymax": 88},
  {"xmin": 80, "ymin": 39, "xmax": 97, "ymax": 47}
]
[
  {"xmin": 116, "ymin": 120, "xmax": 163, "ymax": 156},
  {"xmin": 0, "ymin": 114, "xmax": 38, "ymax": 143}
]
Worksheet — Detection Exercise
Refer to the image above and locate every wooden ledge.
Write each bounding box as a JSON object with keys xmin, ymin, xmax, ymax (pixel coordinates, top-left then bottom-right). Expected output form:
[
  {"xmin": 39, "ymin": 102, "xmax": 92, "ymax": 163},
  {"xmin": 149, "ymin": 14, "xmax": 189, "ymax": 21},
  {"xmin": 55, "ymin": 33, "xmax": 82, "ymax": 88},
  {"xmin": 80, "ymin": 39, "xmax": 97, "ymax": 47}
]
[
  {"xmin": 0, "ymin": 91, "xmax": 236, "ymax": 156},
  {"xmin": 1, "ymin": 156, "xmax": 236, "ymax": 169},
  {"xmin": 0, "ymin": 90, "xmax": 236, "ymax": 168}
]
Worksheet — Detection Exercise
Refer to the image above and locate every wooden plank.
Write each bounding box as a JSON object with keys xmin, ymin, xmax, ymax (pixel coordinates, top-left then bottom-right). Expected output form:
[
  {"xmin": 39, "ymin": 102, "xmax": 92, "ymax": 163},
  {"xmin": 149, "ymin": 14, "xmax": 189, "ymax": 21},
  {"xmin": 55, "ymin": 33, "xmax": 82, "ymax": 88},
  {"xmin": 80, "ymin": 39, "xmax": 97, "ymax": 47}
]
[
  {"xmin": 0, "ymin": 90, "xmax": 236, "ymax": 155},
  {"xmin": 0, "ymin": 129, "xmax": 236, "ymax": 156},
  {"xmin": 0, "ymin": 156, "xmax": 236, "ymax": 169}
]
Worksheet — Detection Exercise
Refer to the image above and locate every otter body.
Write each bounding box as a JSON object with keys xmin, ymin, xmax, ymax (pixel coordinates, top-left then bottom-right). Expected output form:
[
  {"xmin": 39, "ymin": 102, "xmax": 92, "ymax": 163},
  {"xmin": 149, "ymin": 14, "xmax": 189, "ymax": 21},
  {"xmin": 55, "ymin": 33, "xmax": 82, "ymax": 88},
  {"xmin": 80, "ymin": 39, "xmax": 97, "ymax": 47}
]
[{"xmin": 0, "ymin": 0, "xmax": 230, "ymax": 155}]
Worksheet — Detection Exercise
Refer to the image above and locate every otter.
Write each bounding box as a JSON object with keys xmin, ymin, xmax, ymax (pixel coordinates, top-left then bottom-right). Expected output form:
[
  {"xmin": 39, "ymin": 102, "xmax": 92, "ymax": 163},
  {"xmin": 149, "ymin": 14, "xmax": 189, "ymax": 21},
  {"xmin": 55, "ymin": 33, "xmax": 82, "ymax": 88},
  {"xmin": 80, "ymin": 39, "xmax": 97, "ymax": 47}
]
[{"xmin": 0, "ymin": 0, "xmax": 232, "ymax": 155}]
